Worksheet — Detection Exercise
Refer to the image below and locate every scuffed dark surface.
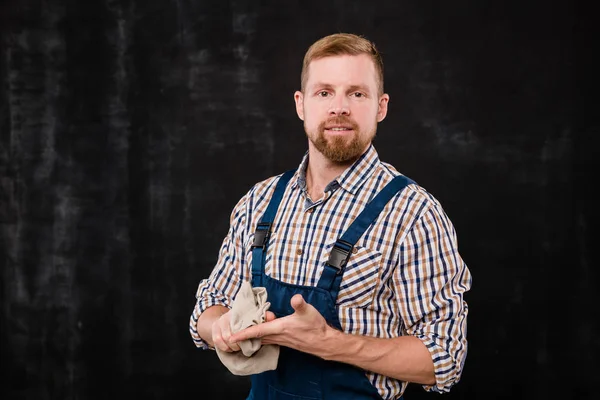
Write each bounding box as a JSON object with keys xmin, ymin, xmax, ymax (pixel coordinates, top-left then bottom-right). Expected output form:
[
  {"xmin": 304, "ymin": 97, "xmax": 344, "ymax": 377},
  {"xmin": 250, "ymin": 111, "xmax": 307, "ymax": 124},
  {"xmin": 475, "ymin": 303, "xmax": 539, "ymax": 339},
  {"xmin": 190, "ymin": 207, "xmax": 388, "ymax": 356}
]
[{"xmin": 0, "ymin": 1, "xmax": 596, "ymax": 399}]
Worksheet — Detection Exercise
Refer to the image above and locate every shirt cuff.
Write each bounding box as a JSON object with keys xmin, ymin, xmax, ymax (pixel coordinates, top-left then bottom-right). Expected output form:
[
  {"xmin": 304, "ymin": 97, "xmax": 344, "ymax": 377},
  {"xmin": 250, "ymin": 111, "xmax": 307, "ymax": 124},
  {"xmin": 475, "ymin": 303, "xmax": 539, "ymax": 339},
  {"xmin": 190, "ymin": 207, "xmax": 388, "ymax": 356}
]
[
  {"xmin": 415, "ymin": 335, "xmax": 460, "ymax": 393},
  {"xmin": 189, "ymin": 296, "xmax": 231, "ymax": 350}
]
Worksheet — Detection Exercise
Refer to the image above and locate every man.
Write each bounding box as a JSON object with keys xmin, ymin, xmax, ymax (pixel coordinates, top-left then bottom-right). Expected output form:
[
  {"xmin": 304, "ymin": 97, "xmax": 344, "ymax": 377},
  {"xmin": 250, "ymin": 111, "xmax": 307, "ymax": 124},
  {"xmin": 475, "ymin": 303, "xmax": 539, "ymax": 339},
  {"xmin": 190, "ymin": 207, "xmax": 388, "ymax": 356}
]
[{"xmin": 189, "ymin": 33, "xmax": 472, "ymax": 399}]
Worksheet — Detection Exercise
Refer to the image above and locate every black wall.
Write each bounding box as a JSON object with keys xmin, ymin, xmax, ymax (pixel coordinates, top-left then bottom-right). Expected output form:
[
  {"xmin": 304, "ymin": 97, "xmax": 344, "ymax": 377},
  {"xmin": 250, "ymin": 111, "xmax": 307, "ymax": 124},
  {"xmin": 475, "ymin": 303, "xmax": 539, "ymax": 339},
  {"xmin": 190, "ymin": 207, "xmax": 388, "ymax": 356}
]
[{"xmin": 1, "ymin": 1, "xmax": 596, "ymax": 399}]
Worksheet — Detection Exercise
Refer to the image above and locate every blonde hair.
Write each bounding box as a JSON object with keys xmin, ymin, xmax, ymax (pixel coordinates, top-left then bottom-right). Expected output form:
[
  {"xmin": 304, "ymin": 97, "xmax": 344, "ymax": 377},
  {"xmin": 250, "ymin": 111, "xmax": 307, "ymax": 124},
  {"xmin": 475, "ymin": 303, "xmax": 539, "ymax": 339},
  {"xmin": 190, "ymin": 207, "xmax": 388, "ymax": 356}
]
[{"xmin": 300, "ymin": 33, "xmax": 384, "ymax": 95}]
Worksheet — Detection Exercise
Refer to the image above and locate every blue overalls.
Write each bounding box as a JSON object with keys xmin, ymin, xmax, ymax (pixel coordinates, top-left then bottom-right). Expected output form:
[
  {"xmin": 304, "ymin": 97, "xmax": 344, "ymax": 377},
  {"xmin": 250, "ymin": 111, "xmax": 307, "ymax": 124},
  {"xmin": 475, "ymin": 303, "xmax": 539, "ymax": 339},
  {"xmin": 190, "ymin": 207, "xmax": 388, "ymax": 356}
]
[{"xmin": 248, "ymin": 170, "xmax": 414, "ymax": 400}]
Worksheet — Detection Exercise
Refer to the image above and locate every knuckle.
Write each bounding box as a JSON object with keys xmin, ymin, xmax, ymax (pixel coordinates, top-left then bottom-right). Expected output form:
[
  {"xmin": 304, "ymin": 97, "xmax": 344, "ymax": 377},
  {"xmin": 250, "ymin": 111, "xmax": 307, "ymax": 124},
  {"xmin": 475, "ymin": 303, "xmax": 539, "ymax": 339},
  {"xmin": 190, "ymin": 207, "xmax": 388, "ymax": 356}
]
[
  {"xmin": 213, "ymin": 333, "xmax": 223, "ymax": 346},
  {"xmin": 215, "ymin": 340, "xmax": 232, "ymax": 353},
  {"xmin": 213, "ymin": 338, "xmax": 225, "ymax": 351}
]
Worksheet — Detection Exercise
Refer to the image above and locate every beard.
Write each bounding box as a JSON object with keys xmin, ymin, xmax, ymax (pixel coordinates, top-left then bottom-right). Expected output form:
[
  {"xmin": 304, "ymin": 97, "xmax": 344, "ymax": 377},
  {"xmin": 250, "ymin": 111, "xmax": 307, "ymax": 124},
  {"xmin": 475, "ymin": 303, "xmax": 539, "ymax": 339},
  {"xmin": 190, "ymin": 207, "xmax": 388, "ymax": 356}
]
[{"xmin": 306, "ymin": 116, "xmax": 376, "ymax": 163}]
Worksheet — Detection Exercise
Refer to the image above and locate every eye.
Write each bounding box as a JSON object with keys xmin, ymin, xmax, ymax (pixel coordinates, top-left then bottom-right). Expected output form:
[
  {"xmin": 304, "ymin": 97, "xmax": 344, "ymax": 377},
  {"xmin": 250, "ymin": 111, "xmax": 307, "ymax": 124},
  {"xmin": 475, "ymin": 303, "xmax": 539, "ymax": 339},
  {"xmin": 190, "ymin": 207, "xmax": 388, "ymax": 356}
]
[
  {"xmin": 352, "ymin": 92, "xmax": 364, "ymax": 98},
  {"xmin": 318, "ymin": 91, "xmax": 329, "ymax": 97}
]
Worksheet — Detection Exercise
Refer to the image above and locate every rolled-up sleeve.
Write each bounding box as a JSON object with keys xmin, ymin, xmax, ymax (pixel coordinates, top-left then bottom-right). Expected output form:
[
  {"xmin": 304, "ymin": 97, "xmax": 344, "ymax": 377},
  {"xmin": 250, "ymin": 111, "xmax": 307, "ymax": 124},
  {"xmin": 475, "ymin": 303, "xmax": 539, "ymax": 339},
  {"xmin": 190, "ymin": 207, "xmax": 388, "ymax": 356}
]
[
  {"xmin": 189, "ymin": 194, "xmax": 249, "ymax": 349},
  {"xmin": 395, "ymin": 203, "xmax": 472, "ymax": 393}
]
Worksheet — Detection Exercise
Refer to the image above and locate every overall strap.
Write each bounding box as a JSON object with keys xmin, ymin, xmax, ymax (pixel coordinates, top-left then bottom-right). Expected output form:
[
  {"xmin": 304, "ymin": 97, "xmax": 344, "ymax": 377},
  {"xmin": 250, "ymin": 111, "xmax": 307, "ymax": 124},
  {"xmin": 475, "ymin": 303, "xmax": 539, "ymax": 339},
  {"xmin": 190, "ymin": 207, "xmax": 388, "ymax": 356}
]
[
  {"xmin": 317, "ymin": 175, "xmax": 415, "ymax": 299},
  {"xmin": 251, "ymin": 170, "xmax": 295, "ymax": 286}
]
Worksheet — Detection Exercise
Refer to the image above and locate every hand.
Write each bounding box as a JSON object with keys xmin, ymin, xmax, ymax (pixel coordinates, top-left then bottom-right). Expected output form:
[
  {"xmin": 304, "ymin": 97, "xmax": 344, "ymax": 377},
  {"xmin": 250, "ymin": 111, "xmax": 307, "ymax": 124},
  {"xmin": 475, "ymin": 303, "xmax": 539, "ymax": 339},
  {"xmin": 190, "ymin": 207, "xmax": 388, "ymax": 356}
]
[
  {"xmin": 211, "ymin": 311, "xmax": 241, "ymax": 352},
  {"xmin": 230, "ymin": 294, "xmax": 336, "ymax": 358}
]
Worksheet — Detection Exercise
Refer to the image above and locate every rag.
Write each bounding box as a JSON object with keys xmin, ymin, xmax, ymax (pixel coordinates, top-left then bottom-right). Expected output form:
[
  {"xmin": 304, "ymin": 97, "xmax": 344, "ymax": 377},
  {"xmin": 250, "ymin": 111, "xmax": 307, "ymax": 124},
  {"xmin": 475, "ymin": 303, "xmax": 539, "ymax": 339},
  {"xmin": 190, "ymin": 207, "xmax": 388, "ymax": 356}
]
[{"xmin": 215, "ymin": 281, "xmax": 280, "ymax": 375}]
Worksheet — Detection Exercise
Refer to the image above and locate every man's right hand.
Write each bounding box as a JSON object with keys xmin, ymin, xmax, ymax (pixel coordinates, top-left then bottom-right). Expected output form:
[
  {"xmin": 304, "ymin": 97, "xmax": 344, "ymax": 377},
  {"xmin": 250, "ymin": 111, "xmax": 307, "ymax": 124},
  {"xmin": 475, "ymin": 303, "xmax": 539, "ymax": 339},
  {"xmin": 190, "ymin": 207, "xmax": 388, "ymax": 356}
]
[
  {"xmin": 196, "ymin": 305, "xmax": 240, "ymax": 351},
  {"xmin": 211, "ymin": 311, "xmax": 241, "ymax": 353}
]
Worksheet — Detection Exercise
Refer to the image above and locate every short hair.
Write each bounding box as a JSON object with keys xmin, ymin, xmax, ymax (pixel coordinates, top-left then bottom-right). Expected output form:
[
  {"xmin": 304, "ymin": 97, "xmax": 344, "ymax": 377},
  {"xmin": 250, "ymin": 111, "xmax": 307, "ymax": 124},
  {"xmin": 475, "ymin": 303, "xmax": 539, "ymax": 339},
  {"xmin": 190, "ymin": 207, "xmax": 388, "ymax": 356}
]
[{"xmin": 300, "ymin": 33, "xmax": 384, "ymax": 95}]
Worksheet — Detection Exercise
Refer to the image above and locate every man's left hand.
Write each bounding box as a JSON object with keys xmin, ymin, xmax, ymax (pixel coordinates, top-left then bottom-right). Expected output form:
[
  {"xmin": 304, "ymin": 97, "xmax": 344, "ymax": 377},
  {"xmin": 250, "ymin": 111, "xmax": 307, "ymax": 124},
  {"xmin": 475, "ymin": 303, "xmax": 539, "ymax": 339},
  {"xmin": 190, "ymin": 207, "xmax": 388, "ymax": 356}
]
[{"xmin": 230, "ymin": 294, "xmax": 337, "ymax": 358}]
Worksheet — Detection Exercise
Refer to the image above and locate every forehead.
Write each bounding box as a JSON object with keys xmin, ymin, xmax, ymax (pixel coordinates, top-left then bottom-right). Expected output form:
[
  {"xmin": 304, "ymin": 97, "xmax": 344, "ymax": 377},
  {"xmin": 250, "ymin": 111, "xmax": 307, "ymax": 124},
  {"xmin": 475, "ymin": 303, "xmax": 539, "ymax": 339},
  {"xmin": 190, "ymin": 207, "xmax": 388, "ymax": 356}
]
[{"xmin": 305, "ymin": 54, "xmax": 378, "ymax": 91}]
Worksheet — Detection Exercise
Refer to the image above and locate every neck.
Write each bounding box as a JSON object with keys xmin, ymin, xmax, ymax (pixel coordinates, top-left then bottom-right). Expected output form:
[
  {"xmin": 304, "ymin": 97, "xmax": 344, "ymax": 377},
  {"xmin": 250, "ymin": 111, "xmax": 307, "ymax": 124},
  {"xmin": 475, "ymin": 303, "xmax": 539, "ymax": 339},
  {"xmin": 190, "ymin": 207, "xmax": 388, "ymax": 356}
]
[{"xmin": 305, "ymin": 146, "xmax": 354, "ymax": 201}]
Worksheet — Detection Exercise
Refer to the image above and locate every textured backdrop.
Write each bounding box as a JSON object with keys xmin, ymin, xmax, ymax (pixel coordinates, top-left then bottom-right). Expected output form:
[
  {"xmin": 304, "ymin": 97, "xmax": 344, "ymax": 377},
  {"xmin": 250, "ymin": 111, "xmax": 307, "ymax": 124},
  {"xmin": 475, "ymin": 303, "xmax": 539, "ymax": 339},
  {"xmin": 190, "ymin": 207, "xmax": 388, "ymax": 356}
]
[{"xmin": 0, "ymin": 0, "xmax": 596, "ymax": 399}]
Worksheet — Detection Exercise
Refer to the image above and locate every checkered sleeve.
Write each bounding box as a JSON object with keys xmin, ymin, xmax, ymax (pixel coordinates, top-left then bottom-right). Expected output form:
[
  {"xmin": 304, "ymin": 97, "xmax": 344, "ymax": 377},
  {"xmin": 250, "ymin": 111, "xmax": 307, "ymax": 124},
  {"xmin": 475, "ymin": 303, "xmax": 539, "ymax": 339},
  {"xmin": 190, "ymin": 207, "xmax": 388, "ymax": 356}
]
[
  {"xmin": 188, "ymin": 194, "xmax": 249, "ymax": 350},
  {"xmin": 395, "ymin": 203, "xmax": 472, "ymax": 393}
]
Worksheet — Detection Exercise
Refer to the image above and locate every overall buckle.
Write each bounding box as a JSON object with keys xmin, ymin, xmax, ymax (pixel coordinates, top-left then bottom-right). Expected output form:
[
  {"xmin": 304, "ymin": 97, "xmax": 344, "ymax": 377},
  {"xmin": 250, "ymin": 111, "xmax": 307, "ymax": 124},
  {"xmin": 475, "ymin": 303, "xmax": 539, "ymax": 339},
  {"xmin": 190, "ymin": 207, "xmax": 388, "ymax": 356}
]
[
  {"xmin": 326, "ymin": 239, "xmax": 354, "ymax": 273},
  {"xmin": 252, "ymin": 222, "xmax": 272, "ymax": 249}
]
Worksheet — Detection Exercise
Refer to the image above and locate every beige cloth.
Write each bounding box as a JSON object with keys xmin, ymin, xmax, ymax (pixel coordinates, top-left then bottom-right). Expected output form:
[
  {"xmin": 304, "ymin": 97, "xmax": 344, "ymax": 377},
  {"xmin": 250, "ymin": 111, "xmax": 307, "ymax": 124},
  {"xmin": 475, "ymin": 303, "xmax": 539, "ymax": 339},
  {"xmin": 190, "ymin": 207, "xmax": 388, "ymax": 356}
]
[{"xmin": 216, "ymin": 281, "xmax": 280, "ymax": 375}]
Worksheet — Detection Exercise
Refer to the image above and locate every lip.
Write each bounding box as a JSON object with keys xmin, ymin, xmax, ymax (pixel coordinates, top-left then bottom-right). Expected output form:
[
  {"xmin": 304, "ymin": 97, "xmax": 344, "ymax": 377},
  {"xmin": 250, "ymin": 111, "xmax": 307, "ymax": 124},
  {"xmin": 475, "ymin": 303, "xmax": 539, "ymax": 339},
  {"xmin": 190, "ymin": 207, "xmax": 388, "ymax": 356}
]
[{"xmin": 324, "ymin": 128, "xmax": 354, "ymax": 136}]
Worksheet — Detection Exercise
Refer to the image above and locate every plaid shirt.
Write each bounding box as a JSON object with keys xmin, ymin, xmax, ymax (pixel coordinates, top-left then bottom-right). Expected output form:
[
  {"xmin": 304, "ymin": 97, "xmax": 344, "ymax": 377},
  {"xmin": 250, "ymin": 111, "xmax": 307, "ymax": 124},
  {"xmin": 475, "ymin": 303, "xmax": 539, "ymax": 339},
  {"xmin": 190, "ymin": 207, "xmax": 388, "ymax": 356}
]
[{"xmin": 189, "ymin": 145, "xmax": 472, "ymax": 398}]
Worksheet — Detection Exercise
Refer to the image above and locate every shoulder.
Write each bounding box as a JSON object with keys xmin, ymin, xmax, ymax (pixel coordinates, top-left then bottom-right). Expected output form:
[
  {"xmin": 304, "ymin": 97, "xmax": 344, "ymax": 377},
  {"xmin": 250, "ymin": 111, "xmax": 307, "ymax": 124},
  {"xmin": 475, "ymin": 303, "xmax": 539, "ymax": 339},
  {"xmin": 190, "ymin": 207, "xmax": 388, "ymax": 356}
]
[
  {"xmin": 378, "ymin": 161, "xmax": 442, "ymax": 210},
  {"xmin": 375, "ymin": 162, "xmax": 457, "ymax": 243},
  {"xmin": 246, "ymin": 170, "xmax": 294, "ymax": 201},
  {"xmin": 231, "ymin": 170, "xmax": 296, "ymax": 217}
]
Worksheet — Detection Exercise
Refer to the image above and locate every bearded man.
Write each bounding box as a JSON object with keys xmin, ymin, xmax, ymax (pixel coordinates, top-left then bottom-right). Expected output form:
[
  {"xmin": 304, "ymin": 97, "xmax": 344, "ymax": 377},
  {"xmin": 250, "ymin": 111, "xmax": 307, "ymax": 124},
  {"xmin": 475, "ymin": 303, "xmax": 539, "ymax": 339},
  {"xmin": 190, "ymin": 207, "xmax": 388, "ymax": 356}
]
[{"xmin": 189, "ymin": 33, "xmax": 472, "ymax": 400}]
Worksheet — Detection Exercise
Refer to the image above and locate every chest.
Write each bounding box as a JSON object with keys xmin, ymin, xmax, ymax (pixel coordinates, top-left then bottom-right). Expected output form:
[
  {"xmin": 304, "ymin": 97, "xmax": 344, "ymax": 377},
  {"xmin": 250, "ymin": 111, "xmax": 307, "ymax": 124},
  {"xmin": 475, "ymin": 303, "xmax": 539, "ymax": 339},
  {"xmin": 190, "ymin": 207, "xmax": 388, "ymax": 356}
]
[{"xmin": 244, "ymin": 196, "xmax": 402, "ymax": 308}]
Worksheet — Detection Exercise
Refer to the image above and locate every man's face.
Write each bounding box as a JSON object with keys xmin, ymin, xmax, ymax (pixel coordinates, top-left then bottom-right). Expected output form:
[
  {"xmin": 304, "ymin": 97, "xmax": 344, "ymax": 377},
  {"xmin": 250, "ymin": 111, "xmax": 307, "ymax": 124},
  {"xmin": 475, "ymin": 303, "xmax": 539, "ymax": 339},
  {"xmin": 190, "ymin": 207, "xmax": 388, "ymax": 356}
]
[{"xmin": 294, "ymin": 54, "xmax": 389, "ymax": 163}]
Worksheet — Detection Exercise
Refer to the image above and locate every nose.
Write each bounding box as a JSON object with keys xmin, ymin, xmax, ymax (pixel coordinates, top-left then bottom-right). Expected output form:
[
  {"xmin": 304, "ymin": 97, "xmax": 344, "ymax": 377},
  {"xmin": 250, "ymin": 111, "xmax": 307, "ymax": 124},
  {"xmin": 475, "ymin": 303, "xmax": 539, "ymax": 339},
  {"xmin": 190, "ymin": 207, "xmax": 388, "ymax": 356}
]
[{"xmin": 328, "ymin": 95, "xmax": 350, "ymax": 116}]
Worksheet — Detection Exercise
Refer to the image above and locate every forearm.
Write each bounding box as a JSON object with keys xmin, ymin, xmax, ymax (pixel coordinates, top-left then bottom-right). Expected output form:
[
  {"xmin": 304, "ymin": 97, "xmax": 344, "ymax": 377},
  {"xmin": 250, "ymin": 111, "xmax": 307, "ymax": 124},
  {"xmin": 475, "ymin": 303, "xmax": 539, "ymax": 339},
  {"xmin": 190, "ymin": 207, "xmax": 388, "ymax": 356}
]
[
  {"xmin": 322, "ymin": 328, "xmax": 435, "ymax": 385},
  {"xmin": 196, "ymin": 305, "xmax": 229, "ymax": 347}
]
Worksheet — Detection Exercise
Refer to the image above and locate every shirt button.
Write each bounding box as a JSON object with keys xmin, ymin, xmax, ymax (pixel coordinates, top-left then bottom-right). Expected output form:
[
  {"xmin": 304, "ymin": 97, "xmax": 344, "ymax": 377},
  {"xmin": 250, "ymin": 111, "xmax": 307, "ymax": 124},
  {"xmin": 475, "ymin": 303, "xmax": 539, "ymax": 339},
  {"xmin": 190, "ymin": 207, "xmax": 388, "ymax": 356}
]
[
  {"xmin": 352, "ymin": 247, "xmax": 358, "ymax": 254},
  {"xmin": 306, "ymin": 208, "xmax": 314, "ymax": 214},
  {"xmin": 296, "ymin": 248, "xmax": 303, "ymax": 256}
]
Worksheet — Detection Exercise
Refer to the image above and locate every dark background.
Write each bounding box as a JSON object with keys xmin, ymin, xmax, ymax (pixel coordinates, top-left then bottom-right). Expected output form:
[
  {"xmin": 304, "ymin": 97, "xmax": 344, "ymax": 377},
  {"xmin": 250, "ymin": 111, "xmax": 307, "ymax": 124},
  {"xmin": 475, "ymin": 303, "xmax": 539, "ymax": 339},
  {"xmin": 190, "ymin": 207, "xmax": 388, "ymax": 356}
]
[{"xmin": 0, "ymin": 0, "xmax": 597, "ymax": 399}]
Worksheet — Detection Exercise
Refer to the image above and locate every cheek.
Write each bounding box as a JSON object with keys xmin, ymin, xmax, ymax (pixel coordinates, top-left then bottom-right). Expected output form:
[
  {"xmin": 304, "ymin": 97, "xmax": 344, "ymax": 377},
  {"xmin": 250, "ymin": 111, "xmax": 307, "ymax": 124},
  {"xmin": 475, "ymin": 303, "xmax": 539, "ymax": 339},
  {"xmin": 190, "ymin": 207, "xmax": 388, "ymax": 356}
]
[
  {"xmin": 302, "ymin": 105, "xmax": 323, "ymax": 125},
  {"xmin": 364, "ymin": 105, "xmax": 381, "ymax": 121},
  {"xmin": 353, "ymin": 107, "xmax": 375, "ymax": 123},
  {"xmin": 303, "ymin": 102, "xmax": 320, "ymax": 117},
  {"xmin": 304, "ymin": 117, "xmax": 320, "ymax": 133}
]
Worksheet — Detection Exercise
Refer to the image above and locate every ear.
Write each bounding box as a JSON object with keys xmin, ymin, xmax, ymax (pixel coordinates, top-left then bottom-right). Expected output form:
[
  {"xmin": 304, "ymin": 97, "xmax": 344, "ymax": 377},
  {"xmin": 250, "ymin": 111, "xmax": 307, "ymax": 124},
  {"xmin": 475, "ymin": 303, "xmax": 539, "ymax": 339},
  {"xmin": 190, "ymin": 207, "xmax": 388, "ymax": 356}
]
[
  {"xmin": 294, "ymin": 91, "xmax": 304, "ymax": 121},
  {"xmin": 377, "ymin": 93, "xmax": 389, "ymax": 122}
]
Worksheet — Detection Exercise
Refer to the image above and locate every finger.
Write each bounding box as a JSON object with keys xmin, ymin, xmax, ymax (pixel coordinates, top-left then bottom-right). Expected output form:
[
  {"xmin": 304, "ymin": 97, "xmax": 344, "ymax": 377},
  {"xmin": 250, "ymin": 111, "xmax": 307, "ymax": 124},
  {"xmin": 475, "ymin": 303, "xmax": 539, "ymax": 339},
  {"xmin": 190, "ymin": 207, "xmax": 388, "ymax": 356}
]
[
  {"xmin": 230, "ymin": 325, "xmax": 263, "ymax": 343},
  {"xmin": 222, "ymin": 331, "xmax": 241, "ymax": 352},
  {"xmin": 213, "ymin": 335, "xmax": 232, "ymax": 352},
  {"xmin": 212, "ymin": 322, "xmax": 227, "ymax": 352},
  {"xmin": 291, "ymin": 294, "xmax": 307, "ymax": 313},
  {"xmin": 227, "ymin": 342, "xmax": 240, "ymax": 352},
  {"xmin": 265, "ymin": 311, "xmax": 277, "ymax": 322},
  {"xmin": 231, "ymin": 320, "xmax": 282, "ymax": 342},
  {"xmin": 213, "ymin": 316, "xmax": 239, "ymax": 352}
]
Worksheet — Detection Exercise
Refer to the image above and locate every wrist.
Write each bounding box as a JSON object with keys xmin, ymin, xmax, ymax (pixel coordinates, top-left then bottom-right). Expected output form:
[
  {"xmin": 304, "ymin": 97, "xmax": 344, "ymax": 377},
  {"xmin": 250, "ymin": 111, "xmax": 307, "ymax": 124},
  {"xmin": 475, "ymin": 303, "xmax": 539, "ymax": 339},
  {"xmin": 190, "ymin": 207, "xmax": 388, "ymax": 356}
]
[{"xmin": 320, "ymin": 325, "xmax": 348, "ymax": 361}]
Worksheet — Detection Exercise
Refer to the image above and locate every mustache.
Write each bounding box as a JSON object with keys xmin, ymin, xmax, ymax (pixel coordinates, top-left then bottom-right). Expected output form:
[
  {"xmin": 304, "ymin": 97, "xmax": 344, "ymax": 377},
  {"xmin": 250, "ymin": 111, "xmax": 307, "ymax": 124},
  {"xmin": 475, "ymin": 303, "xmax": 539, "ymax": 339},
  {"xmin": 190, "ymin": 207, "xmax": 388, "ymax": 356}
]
[{"xmin": 318, "ymin": 116, "xmax": 359, "ymax": 131}]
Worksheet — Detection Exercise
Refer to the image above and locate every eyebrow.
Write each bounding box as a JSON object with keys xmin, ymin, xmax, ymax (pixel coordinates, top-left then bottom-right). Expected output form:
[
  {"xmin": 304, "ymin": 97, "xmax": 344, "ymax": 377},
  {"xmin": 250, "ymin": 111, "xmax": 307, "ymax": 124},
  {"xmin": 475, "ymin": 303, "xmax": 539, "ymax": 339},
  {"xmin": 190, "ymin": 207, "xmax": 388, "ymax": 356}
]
[
  {"xmin": 310, "ymin": 83, "xmax": 372, "ymax": 94},
  {"xmin": 347, "ymin": 84, "xmax": 371, "ymax": 94},
  {"xmin": 310, "ymin": 82, "xmax": 334, "ymax": 91}
]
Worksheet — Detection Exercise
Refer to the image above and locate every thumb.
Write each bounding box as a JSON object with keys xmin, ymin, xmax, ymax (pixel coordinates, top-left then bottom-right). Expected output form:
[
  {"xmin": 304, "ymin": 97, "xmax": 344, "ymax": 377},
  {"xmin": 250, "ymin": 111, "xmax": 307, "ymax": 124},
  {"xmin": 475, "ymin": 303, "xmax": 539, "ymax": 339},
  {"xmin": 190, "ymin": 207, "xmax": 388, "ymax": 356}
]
[{"xmin": 291, "ymin": 294, "xmax": 307, "ymax": 314}]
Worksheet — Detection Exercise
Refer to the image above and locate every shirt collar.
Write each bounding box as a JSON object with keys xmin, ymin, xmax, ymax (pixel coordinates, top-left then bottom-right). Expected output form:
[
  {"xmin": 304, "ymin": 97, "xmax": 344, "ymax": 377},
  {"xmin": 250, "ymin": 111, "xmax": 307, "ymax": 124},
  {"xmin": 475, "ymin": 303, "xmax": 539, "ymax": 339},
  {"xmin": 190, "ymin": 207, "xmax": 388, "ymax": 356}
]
[
  {"xmin": 290, "ymin": 151, "xmax": 309, "ymax": 191},
  {"xmin": 290, "ymin": 144, "xmax": 380, "ymax": 195}
]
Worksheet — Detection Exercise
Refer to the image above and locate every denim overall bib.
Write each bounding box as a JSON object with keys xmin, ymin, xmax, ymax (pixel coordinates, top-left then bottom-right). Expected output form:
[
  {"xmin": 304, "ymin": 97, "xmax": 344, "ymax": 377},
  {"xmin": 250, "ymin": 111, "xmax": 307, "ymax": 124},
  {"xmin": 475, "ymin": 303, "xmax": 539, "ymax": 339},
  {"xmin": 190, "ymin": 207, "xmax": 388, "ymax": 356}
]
[{"xmin": 247, "ymin": 170, "xmax": 413, "ymax": 400}]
